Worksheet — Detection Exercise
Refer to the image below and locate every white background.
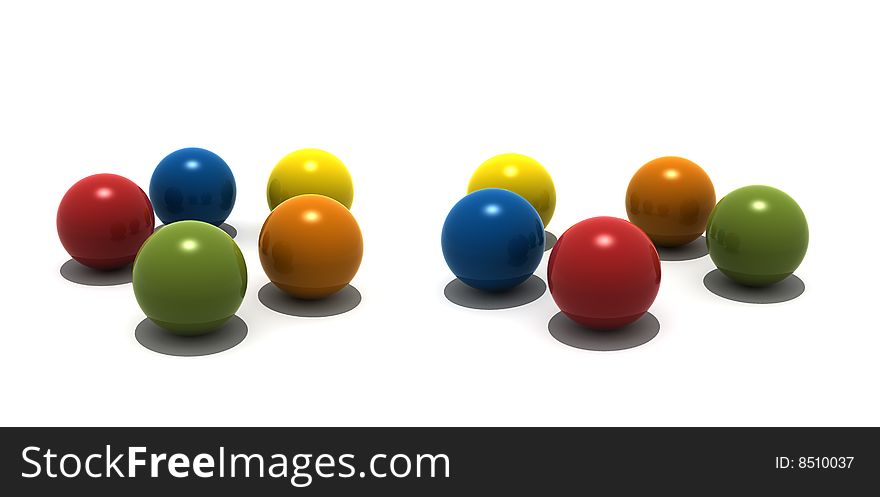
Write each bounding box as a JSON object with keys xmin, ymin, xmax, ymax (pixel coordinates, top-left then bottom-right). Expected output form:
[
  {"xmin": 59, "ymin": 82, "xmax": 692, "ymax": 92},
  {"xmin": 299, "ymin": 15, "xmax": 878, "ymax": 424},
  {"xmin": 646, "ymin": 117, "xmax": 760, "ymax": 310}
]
[{"xmin": 1, "ymin": 0, "xmax": 878, "ymax": 426}]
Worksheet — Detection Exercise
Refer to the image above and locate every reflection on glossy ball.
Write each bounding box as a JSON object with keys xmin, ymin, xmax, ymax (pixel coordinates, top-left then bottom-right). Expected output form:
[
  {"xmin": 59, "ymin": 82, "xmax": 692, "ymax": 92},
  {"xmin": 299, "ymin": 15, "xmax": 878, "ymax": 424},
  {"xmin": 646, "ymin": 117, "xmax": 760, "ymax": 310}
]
[
  {"xmin": 707, "ymin": 185, "xmax": 808, "ymax": 287},
  {"xmin": 548, "ymin": 217, "xmax": 661, "ymax": 330},
  {"xmin": 468, "ymin": 153, "xmax": 556, "ymax": 227},
  {"xmin": 259, "ymin": 194, "xmax": 363, "ymax": 299},
  {"xmin": 626, "ymin": 156, "xmax": 716, "ymax": 247},
  {"xmin": 442, "ymin": 188, "xmax": 545, "ymax": 292},
  {"xmin": 267, "ymin": 149, "xmax": 353, "ymax": 211},
  {"xmin": 133, "ymin": 221, "xmax": 247, "ymax": 335},
  {"xmin": 57, "ymin": 174, "xmax": 155, "ymax": 269},
  {"xmin": 149, "ymin": 147, "xmax": 237, "ymax": 226}
]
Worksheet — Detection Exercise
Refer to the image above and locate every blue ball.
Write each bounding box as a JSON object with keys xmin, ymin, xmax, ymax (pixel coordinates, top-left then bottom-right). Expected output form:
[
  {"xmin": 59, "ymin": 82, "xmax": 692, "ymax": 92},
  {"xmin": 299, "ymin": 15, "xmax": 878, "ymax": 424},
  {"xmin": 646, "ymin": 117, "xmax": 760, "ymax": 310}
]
[
  {"xmin": 442, "ymin": 188, "xmax": 545, "ymax": 292},
  {"xmin": 149, "ymin": 148, "xmax": 236, "ymax": 226}
]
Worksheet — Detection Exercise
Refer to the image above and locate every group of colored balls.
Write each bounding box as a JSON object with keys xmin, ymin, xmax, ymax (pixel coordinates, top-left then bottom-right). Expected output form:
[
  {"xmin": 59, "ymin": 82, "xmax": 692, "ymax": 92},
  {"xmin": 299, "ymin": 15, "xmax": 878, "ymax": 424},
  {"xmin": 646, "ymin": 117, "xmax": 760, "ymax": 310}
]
[
  {"xmin": 57, "ymin": 148, "xmax": 362, "ymax": 336},
  {"xmin": 57, "ymin": 148, "xmax": 809, "ymax": 341},
  {"xmin": 441, "ymin": 155, "xmax": 809, "ymax": 330}
]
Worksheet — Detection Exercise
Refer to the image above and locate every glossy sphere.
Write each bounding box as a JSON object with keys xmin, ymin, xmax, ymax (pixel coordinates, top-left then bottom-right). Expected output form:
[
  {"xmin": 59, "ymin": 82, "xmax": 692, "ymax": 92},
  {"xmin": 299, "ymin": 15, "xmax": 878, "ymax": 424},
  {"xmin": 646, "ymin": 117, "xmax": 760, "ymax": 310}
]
[
  {"xmin": 626, "ymin": 156, "xmax": 716, "ymax": 247},
  {"xmin": 442, "ymin": 188, "xmax": 545, "ymax": 292},
  {"xmin": 150, "ymin": 147, "xmax": 236, "ymax": 226},
  {"xmin": 548, "ymin": 217, "xmax": 661, "ymax": 330},
  {"xmin": 468, "ymin": 153, "xmax": 556, "ymax": 227},
  {"xmin": 57, "ymin": 174, "xmax": 155, "ymax": 269},
  {"xmin": 706, "ymin": 185, "xmax": 808, "ymax": 287},
  {"xmin": 267, "ymin": 149, "xmax": 353, "ymax": 211},
  {"xmin": 133, "ymin": 221, "xmax": 247, "ymax": 335},
  {"xmin": 259, "ymin": 194, "xmax": 363, "ymax": 299}
]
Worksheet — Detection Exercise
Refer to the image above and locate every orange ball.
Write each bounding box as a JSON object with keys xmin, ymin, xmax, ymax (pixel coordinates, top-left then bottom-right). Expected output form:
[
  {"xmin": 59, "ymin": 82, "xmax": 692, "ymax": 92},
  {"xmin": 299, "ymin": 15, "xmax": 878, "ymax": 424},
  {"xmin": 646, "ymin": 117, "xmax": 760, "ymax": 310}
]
[
  {"xmin": 625, "ymin": 157, "xmax": 716, "ymax": 247},
  {"xmin": 258, "ymin": 194, "xmax": 363, "ymax": 299}
]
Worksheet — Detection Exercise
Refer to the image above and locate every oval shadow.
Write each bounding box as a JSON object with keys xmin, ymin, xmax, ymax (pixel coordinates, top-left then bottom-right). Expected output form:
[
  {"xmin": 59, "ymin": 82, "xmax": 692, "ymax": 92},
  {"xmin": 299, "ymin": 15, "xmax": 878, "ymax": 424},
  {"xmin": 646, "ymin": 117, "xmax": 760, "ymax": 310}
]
[
  {"xmin": 258, "ymin": 283, "xmax": 361, "ymax": 317},
  {"xmin": 548, "ymin": 311, "xmax": 660, "ymax": 351},
  {"xmin": 544, "ymin": 231, "xmax": 557, "ymax": 252},
  {"xmin": 703, "ymin": 269, "xmax": 805, "ymax": 304},
  {"xmin": 444, "ymin": 275, "xmax": 546, "ymax": 310},
  {"xmin": 219, "ymin": 223, "xmax": 238, "ymax": 239},
  {"xmin": 656, "ymin": 236, "xmax": 708, "ymax": 262},
  {"xmin": 135, "ymin": 315, "xmax": 248, "ymax": 357},
  {"xmin": 154, "ymin": 222, "xmax": 237, "ymax": 239},
  {"xmin": 60, "ymin": 259, "xmax": 132, "ymax": 286}
]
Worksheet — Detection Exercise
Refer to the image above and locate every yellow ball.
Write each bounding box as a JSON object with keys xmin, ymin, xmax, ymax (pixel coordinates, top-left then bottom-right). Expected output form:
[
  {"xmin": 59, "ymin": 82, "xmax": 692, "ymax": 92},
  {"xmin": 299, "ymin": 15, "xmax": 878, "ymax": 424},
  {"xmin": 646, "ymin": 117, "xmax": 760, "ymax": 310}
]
[
  {"xmin": 267, "ymin": 149, "xmax": 354, "ymax": 210},
  {"xmin": 467, "ymin": 153, "xmax": 556, "ymax": 227}
]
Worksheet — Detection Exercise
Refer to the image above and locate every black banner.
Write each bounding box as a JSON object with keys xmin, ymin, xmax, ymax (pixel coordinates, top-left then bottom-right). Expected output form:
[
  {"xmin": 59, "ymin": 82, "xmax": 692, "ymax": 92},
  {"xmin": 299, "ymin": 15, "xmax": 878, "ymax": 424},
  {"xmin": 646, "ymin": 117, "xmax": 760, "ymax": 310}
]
[{"xmin": 1, "ymin": 428, "xmax": 876, "ymax": 493}]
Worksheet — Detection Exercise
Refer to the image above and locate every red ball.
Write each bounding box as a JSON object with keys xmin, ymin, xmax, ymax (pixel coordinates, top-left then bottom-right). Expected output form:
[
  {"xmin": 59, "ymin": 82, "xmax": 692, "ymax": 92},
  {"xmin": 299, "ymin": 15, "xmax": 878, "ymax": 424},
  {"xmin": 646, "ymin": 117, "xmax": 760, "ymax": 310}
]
[
  {"xmin": 57, "ymin": 174, "xmax": 155, "ymax": 269},
  {"xmin": 548, "ymin": 216, "xmax": 661, "ymax": 330}
]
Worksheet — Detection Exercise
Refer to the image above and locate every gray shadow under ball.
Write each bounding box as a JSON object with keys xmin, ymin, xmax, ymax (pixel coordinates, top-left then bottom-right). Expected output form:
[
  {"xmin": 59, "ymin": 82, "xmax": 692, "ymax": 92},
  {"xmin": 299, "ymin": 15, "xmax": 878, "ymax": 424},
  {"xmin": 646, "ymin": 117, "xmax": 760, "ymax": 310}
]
[
  {"xmin": 703, "ymin": 269, "xmax": 805, "ymax": 304},
  {"xmin": 258, "ymin": 283, "xmax": 362, "ymax": 317},
  {"xmin": 60, "ymin": 259, "xmax": 132, "ymax": 286},
  {"xmin": 548, "ymin": 312, "xmax": 660, "ymax": 351},
  {"xmin": 544, "ymin": 231, "xmax": 557, "ymax": 252},
  {"xmin": 135, "ymin": 316, "xmax": 248, "ymax": 357},
  {"xmin": 444, "ymin": 275, "xmax": 546, "ymax": 310},
  {"xmin": 655, "ymin": 236, "xmax": 709, "ymax": 262}
]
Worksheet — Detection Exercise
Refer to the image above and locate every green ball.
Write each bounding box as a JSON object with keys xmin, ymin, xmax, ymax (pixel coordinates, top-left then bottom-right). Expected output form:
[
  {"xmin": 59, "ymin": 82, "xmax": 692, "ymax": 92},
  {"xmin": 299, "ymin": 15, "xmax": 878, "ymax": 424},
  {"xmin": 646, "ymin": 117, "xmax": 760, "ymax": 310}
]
[
  {"xmin": 133, "ymin": 221, "xmax": 247, "ymax": 335},
  {"xmin": 706, "ymin": 185, "xmax": 808, "ymax": 287}
]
